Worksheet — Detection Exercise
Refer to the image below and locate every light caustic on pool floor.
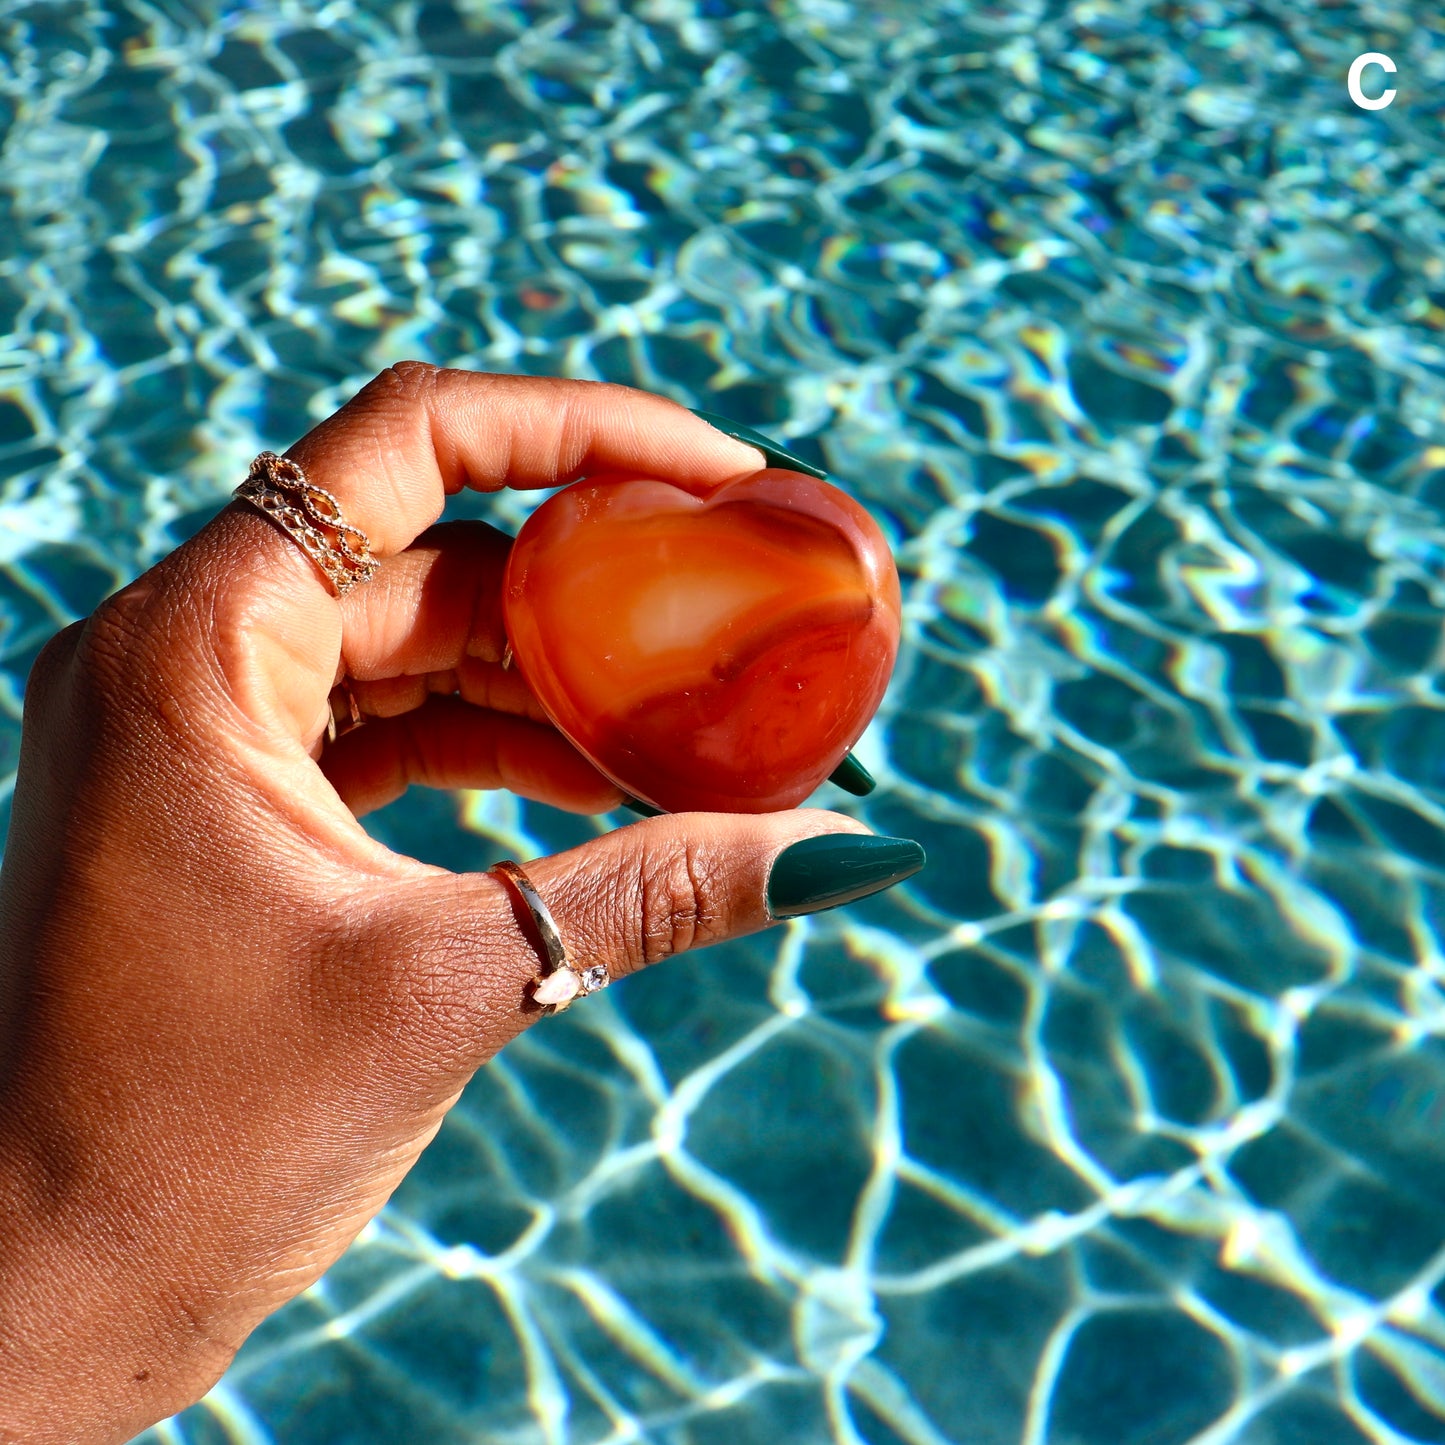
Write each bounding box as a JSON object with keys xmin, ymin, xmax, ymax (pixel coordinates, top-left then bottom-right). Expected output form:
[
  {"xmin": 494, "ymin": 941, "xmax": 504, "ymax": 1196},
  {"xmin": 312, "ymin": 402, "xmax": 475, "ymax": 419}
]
[{"xmin": 4, "ymin": 1, "xmax": 1445, "ymax": 1443}]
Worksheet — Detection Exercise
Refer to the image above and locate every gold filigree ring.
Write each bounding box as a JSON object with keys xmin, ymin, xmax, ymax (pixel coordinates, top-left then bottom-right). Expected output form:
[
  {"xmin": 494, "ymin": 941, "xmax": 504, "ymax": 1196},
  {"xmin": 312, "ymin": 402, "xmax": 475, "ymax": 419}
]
[{"xmin": 233, "ymin": 451, "xmax": 380, "ymax": 598}]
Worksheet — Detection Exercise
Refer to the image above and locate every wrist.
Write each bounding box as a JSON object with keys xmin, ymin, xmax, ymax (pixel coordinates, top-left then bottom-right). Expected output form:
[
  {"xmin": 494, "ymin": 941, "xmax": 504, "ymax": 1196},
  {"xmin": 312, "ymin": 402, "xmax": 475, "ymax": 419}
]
[{"xmin": 0, "ymin": 1121, "xmax": 237, "ymax": 1445}]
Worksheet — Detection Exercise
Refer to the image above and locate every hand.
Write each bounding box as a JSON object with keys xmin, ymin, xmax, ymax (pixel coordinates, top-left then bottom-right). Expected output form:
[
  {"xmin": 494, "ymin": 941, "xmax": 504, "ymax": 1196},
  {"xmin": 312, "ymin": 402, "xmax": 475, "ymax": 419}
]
[{"xmin": 0, "ymin": 365, "xmax": 923, "ymax": 1445}]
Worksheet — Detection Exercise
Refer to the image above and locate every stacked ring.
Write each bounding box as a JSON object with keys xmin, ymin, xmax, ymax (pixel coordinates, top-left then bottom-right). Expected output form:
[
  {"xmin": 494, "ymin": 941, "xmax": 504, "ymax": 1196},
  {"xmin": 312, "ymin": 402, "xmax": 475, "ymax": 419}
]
[
  {"xmin": 233, "ymin": 450, "xmax": 380, "ymax": 598},
  {"xmin": 235, "ymin": 451, "xmax": 375, "ymax": 749}
]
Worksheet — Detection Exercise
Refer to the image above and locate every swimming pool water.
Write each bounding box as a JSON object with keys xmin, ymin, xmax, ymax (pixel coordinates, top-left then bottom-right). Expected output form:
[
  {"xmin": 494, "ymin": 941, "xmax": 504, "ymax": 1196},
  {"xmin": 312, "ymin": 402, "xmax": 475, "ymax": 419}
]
[{"xmin": 5, "ymin": 1, "xmax": 1445, "ymax": 1441}]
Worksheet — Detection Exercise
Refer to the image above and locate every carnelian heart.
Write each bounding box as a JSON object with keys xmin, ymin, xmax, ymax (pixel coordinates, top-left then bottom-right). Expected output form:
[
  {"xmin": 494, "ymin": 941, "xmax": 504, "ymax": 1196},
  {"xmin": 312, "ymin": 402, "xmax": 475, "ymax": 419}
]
[{"xmin": 501, "ymin": 468, "xmax": 902, "ymax": 813}]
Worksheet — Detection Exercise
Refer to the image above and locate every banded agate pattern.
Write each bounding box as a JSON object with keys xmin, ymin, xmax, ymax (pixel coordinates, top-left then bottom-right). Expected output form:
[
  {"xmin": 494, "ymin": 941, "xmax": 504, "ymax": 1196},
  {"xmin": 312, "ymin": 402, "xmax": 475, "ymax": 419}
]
[{"xmin": 502, "ymin": 469, "xmax": 901, "ymax": 813}]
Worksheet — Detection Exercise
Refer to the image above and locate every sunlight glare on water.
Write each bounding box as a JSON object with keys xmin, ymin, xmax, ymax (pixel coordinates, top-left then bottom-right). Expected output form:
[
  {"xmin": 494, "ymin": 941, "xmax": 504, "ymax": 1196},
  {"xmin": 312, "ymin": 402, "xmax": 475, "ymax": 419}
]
[{"xmin": 4, "ymin": 1, "xmax": 1445, "ymax": 1441}]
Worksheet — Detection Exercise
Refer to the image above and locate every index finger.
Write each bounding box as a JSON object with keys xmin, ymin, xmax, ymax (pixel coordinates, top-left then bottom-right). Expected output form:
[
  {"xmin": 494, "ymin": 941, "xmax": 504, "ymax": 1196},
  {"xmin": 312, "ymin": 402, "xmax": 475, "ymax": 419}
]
[
  {"xmin": 279, "ymin": 363, "xmax": 769, "ymax": 558},
  {"xmin": 127, "ymin": 365, "xmax": 773, "ymax": 752}
]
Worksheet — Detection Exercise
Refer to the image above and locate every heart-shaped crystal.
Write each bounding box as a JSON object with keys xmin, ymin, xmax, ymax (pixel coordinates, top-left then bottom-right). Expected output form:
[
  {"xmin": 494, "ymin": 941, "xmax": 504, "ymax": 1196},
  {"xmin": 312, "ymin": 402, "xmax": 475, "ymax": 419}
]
[{"xmin": 501, "ymin": 468, "xmax": 901, "ymax": 813}]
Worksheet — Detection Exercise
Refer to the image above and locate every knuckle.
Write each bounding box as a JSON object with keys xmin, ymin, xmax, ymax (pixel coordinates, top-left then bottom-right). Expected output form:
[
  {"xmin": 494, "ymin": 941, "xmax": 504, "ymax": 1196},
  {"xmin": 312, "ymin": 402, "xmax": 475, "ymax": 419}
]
[
  {"xmin": 393, "ymin": 712, "xmax": 430, "ymax": 789},
  {"xmin": 69, "ymin": 584, "xmax": 188, "ymax": 717},
  {"xmin": 356, "ymin": 360, "xmax": 442, "ymax": 470},
  {"xmin": 17, "ymin": 585, "xmax": 228, "ymax": 797},
  {"xmin": 81, "ymin": 588, "xmax": 151, "ymax": 667},
  {"xmin": 81, "ymin": 576, "xmax": 170, "ymax": 663},
  {"xmin": 24, "ymin": 619, "xmax": 84, "ymax": 703},
  {"xmin": 631, "ymin": 837, "xmax": 729, "ymax": 968},
  {"xmin": 376, "ymin": 358, "xmax": 438, "ymax": 399}
]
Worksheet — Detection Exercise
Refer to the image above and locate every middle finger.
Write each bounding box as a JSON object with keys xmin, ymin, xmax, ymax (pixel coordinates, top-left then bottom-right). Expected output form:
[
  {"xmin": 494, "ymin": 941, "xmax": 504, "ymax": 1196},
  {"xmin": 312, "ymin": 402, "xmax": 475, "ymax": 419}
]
[{"xmin": 338, "ymin": 517, "xmax": 518, "ymax": 695}]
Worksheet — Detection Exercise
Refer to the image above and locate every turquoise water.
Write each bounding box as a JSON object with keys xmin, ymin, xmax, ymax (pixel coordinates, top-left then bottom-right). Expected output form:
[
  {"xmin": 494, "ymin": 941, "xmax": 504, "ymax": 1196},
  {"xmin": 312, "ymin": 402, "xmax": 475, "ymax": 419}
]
[{"xmin": 5, "ymin": 1, "xmax": 1445, "ymax": 1441}]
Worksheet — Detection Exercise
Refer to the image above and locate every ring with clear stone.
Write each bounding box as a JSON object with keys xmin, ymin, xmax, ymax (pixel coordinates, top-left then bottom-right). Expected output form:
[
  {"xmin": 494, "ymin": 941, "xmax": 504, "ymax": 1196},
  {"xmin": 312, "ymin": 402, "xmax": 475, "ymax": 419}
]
[{"xmin": 488, "ymin": 859, "xmax": 610, "ymax": 1014}]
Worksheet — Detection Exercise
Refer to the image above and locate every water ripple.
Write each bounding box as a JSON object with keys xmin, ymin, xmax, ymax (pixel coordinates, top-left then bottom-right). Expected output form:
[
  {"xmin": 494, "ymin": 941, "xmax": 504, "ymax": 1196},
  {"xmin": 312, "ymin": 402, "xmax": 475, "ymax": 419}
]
[{"xmin": 5, "ymin": 1, "xmax": 1445, "ymax": 1442}]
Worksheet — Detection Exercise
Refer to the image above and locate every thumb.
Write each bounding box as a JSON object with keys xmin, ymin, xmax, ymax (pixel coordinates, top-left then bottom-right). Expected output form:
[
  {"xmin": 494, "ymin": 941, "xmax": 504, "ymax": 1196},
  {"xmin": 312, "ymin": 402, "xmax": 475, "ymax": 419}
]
[{"xmin": 356, "ymin": 810, "xmax": 925, "ymax": 1095}]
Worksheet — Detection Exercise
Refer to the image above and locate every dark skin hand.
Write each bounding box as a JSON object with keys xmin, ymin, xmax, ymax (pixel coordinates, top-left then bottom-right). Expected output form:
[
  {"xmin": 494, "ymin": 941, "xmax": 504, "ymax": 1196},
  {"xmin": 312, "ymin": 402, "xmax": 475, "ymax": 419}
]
[{"xmin": 0, "ymin": 365, "xmax": 877, "ymax": 1443}]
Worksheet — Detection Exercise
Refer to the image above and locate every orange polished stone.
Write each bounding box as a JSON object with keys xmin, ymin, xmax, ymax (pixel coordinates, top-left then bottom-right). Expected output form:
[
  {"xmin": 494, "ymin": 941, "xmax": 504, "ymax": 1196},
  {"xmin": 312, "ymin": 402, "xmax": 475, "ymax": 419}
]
[{"xmin": 501, "ymin": 468, "xmax": 902, "ymax": 813}]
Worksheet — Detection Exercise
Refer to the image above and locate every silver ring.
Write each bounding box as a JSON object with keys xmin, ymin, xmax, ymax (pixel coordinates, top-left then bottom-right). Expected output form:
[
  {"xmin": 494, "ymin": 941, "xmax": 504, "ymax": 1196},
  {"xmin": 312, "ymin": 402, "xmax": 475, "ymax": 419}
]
[
  {"xmin": 489, "ymin": 859, "xmax": 610, "ymax": 1014},
  {"xmin": 326, "ymin": 681, "xmax": 366, "ymax": 745}
]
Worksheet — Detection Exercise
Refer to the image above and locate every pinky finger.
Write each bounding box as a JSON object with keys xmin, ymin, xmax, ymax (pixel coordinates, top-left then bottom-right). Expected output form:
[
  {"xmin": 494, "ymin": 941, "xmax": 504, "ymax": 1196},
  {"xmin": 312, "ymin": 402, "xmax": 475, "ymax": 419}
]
[{"xmin": 319, "ymin": 694, "xmax": 625, "ymax": 818}]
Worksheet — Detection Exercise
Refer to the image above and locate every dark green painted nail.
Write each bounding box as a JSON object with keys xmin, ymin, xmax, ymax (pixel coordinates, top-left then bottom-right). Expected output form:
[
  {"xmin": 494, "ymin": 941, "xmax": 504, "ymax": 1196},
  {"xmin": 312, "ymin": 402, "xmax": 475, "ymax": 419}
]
[
  {"xmin": 688, "ymin": 408, "xmax": 828, "ymax": 480},
  {"xmin": 766, "ymin": 834, "xmax": 925, "ymax": 918},
  {"xmin": 829, "ymin": 751, "xmax": 876, "ymax": 796},
  {"xmin": 621, "ymin": 796, "xmax": 666, "ymax": 817}
]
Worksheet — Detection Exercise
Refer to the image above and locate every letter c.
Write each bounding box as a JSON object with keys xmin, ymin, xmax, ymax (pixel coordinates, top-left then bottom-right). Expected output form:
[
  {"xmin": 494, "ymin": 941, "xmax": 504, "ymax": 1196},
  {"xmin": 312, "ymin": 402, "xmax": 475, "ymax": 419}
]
[{"xmin": 1348, "ymin": 52, "xmax": 1397, "ymax": 110}]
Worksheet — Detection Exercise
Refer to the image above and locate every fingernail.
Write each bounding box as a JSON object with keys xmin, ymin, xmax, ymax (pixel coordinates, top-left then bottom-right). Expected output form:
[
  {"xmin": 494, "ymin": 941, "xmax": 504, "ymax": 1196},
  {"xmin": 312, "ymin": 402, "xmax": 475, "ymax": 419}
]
[
  {"xmin": 766, "ymin": 834, "xmax": 925, "ymax": 919},
  {"xmin": 688, "ymin": 408, "xmax": 828, "ymax": 480},
  {"xmin": 829, "ymin": 751, "xmax": 876, "ymax": 796},
  {"xmin": 621, "ymin": 796, "xmax": 666, "ymax": 817}
]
